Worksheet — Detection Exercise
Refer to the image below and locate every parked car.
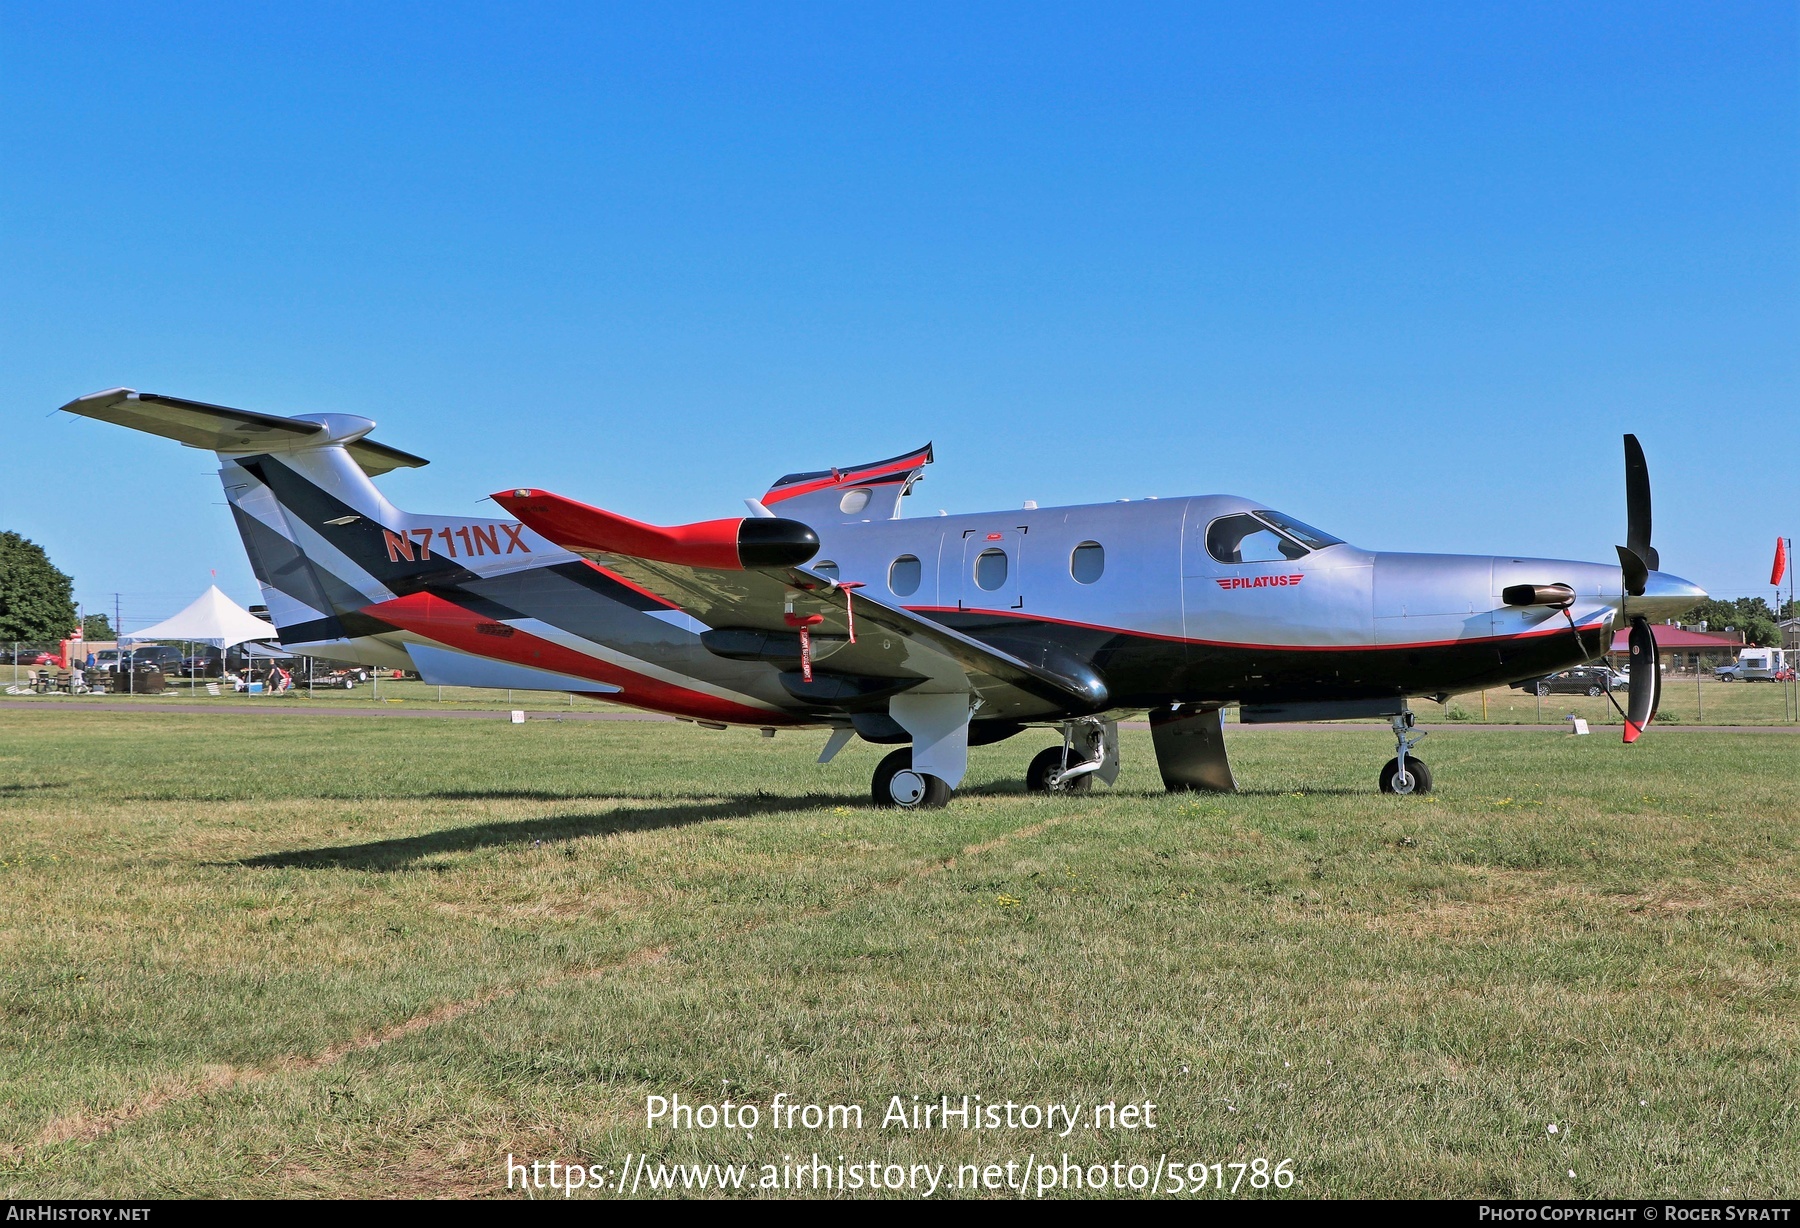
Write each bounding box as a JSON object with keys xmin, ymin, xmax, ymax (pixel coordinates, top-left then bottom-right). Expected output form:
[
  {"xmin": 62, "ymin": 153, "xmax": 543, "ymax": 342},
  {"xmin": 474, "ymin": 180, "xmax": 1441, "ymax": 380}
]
[
  {"xmin": 1511, "ymin": 665, "xmax": 1627, "ymax": 697},
  {"xmin": 4, "ymin": 648, "xmax": 59, "ymax": 665},
  {"xmin": 124, "ymin": 645, "xmax": 186, "ymax": 671},
  {"xmin": 180, "ymin": 653, "xmax": 227, "ymax": 678}
]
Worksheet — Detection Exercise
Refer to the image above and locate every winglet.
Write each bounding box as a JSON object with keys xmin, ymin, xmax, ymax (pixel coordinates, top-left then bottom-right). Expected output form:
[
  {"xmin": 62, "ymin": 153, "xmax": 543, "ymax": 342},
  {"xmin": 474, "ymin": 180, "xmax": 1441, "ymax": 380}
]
[
  {"xmin": 762, "ymin": 443, "xmax": 933, "ymax": 522},
  {"xmin": 494, "ymin": 488, "xmax": 819, "ymax": 571}
]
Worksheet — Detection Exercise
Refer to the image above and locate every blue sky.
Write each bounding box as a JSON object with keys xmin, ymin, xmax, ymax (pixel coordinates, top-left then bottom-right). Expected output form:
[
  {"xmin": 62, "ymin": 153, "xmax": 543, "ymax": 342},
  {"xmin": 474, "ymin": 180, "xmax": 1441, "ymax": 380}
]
[{"xmin": 2, "ymin": 3, "xmax": 1794, "ymax": 631}]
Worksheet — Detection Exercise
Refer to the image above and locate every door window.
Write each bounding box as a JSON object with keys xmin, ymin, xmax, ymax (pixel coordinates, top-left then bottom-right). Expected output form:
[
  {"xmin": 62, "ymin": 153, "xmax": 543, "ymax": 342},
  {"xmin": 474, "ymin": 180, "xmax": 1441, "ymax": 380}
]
[{"xmin": 975, "ymin": 549, "xmax": 1008, "ymax": 591}]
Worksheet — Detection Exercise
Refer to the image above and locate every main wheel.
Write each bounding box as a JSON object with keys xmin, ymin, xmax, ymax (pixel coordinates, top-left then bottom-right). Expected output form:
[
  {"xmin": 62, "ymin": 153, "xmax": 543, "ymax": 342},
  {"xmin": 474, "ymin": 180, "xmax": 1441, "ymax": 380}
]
[
  {"xmin": 871, "ymin": 748, "xmax": 952, "ymax": 809},
  {"xmin": 1378, "ymin": 756, "xmax": 1433, "ymax": 795},
  {"xmin": 1026, "ymin": 745, "xmax": 1093, "ymax": 793},
  {"xmin": 1585, "ymin": 685, "xmax": 1602, "ymax": 697},
  {"xmin": 1535, "ymin": 682, "xmax": 1550, "ymax": 697}
]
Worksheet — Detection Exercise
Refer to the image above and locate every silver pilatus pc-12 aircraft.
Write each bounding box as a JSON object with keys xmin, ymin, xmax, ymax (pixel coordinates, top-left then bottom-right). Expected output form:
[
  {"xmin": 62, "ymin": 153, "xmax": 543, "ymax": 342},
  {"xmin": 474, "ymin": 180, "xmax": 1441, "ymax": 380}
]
[{"xmin": 63, "ymin": 388, "xmax": 1705, "ymax": 807}]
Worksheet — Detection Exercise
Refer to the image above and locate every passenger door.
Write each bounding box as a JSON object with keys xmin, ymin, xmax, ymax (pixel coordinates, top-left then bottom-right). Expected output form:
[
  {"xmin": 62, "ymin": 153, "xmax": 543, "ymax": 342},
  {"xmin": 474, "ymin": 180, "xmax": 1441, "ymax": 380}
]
[{"xmin": 959, "ymin": 527, "xmax": 1024, "ymax": 611}]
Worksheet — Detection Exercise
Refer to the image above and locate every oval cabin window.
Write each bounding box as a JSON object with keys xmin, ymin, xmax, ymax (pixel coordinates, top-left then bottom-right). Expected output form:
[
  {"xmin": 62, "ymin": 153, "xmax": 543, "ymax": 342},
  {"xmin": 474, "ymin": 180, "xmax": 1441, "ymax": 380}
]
[
  {"xmin": 889, "ymin": 555, "xmax": 922, "ymax": 597},
  {"xmin": 1070, "ymin": 541, "xmax": 1104, "ymax": 584},
  {"xmin": 975, "ymin": 548, "xmax": 1008, "ymax": 591},
  {"xmin": 813, "ymin": 560, "xmax": 840, "ymax": 580},
  {"xmin": 839, "ymin": 488, "xmax": 873, "ymax": 515}
]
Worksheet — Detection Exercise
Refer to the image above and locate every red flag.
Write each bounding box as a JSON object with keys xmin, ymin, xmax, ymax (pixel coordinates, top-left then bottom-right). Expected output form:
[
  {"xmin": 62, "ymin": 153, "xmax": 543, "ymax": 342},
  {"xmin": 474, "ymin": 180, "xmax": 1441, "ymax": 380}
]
[{"xmin": 1774, "ymin": 537, "xmax": 1789, "ymax": 587}]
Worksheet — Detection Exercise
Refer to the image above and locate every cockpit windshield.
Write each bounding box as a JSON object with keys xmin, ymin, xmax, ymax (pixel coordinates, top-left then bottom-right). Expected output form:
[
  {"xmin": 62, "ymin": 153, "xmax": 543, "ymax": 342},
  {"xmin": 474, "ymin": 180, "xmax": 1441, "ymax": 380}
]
[
  {"xmin": 1253, "ymin": 511, "xmax": 1342, "ymax": 551},
  {"xmin": 1206, "ymin": 510, "xmax": 1343, "ymax": 564}
]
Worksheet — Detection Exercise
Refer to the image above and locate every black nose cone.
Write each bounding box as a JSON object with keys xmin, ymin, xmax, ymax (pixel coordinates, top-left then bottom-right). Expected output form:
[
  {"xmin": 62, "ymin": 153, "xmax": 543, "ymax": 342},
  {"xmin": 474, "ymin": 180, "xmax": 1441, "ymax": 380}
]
[{"xmin": 737, "ymin": 517, "xmax": 820, "ymax": 569}]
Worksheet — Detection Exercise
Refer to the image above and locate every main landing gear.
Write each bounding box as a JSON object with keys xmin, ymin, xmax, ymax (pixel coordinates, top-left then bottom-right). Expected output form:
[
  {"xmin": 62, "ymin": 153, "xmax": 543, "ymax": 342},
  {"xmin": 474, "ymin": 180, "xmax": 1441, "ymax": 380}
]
[
  {"xmin": 873, "ymin": 717, "xmax": 1119, "ymax": 808},
  {"xmin": 1378, "ymin": 710, "xmax": 1432, "ymax": 795},
  {"xmin": 1025, "ymin": 718, "xmax": 1116, "ymax": 794},
  {"xmin": 871, "ymin": 747, "xmax": 953, "ymax": 809}
]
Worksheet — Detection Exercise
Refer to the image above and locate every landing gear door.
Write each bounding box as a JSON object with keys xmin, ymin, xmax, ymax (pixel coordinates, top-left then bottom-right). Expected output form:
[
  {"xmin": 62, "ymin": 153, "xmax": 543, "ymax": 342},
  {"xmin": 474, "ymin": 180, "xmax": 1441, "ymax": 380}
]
[{"xmin": 960, "ymin": 528, "xmax": 1024, "ymax": 612}]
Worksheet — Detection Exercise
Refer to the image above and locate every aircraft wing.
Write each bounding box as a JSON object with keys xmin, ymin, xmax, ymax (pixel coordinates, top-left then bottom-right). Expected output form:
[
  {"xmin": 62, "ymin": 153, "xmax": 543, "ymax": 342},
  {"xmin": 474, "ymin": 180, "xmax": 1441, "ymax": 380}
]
[{"xmin": 492, "ymin": 488, "xmax": 1106, "ymax": 722}]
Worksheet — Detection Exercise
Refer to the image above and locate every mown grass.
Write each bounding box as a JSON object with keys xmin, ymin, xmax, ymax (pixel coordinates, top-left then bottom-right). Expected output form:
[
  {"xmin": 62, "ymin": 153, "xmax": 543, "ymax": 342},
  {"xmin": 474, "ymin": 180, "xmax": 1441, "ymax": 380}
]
[
  {"xmin": 1427, "ymin": 676, "xmax": 1799, "ymax": 727},
  {"xmin": 1, "ymin": 710, "xmax": 1795, "ymax": 1199},
  {"xmin": 11, "ymin": 672, "xmax": 1797, "ymax": 724}
]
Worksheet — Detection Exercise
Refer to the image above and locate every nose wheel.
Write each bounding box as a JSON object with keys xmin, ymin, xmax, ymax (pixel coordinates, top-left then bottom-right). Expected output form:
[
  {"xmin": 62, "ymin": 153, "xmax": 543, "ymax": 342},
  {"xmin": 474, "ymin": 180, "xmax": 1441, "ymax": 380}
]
[
  {"xmin": 871, "ymin": 747, "xmax": 953, "ymax": 809},
  {"xmin": 1378, "ymin": 710, "xmax": 1432, "ymax": 795}
]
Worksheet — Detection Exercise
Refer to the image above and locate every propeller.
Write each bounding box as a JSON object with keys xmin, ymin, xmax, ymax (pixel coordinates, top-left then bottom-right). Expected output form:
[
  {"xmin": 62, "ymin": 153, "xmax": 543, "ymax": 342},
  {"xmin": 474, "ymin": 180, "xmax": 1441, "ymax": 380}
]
[
  {"xmin": 1616, "ymin": 434, "xmax": 1663, "ymax": 744},
  {"xmin": 1615, "ymin": 434, "xmax": 1659, "ymax": 596},
  {"xmin": 1622, "ymin": 616, "xmax": 1661, "ymax": 743}
]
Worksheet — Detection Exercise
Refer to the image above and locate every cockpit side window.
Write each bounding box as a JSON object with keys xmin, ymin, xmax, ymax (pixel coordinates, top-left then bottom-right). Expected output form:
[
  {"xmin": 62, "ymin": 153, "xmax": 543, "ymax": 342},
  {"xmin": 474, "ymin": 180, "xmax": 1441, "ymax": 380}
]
[
  {"xmin": 1206, "ymin": 513, "xmax": 1309, "ymax": 564},
  {"xmin": 1253, "ymin": 511, "xmax": 1342, "ymax": 551}
]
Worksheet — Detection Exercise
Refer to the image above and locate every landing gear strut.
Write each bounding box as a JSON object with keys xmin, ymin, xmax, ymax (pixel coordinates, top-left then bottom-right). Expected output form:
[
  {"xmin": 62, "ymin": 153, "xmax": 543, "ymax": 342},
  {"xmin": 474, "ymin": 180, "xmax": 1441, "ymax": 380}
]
[
  {"xmin": 1378, "ymin": 710, "xmax": 1432, "ymax": 795},
  {"xmin": 1025, "ymin": 718, "xmax": 1118, "ymax": 794}
]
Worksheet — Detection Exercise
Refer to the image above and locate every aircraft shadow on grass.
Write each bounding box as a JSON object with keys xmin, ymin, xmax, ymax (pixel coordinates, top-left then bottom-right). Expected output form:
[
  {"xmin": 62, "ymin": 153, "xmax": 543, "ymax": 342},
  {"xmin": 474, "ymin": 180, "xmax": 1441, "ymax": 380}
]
[
  {"xmin": 234, "ymin": 780, "xmax": 1373, "ymax": 872},
  {"xmin": 236, "ymin": 793, "xmax": 867, "ymax": 872}
]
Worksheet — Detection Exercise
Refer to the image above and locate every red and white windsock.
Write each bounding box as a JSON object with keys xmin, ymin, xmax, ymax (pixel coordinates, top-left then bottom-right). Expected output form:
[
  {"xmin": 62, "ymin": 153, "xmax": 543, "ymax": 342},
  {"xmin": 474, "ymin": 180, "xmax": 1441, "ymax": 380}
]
[{"xmin": 1773, "ymin": 536, "xmax": 1789, "ymax": 588}]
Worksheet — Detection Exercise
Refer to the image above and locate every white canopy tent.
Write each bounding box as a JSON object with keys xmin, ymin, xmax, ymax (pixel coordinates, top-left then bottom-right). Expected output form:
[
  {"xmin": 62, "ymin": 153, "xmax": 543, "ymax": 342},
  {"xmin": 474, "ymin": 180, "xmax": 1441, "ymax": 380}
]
[
  {"xmin": 117, "ymin": 586, "xmax": 284, "ymax": 695},
  {"xmin": 121, "ymin": 586, "xmax": 278, "ymax": 648}
]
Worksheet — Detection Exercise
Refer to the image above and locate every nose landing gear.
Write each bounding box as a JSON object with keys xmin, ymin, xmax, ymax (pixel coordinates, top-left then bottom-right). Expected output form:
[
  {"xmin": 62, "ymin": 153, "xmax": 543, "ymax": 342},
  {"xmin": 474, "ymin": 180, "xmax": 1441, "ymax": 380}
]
[{"xmin": 1378, "ymin": 710, "xmax": 1432, "ymax": 795}]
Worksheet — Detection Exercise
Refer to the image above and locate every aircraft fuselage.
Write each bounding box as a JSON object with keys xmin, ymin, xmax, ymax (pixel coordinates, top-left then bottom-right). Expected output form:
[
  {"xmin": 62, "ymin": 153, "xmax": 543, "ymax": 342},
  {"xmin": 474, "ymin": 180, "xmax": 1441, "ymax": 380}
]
[{"xmin": 808, "ymin": 495, "xmax": 1640, "ymax": 713}]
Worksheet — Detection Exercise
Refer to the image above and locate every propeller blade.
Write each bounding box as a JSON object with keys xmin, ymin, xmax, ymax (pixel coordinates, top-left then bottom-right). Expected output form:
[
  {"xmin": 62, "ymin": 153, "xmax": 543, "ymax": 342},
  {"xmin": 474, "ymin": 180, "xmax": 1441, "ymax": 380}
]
[
  {"xmin": 1623, "ymin": 617, "xmax": 1658, "ymax": 743},
  {"xmin": 1622, "ymin": 434, "xmax": 1659, "ymax": 571},
  {"xmin": 1616, "ymin": 545, "xmax": 1649, "ymax": 598}
]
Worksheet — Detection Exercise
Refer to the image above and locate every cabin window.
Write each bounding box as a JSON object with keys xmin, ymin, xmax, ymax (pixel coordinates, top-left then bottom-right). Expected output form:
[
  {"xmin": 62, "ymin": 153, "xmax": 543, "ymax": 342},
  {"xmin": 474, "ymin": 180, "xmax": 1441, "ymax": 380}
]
[
  {"xmin": 1206, "ymin": 514, "xmax": 1308, "ymax": 564},
  {"xmin": 889, "ymin": 555, "xmax": 922, "ymax": 597},
  {"xmin": 1070, "ymin": 541, "xmax": 1104, "ymax": 584},
  {"xmin": 839, "ymin": 488, "xmax": 872, "ymax": 515},
  {"xmin": 975, "ymin": 548, "xmax": 1009, "ymax": 591},
  {"xmin": 813, "ymin": 560, "xmax": 840, "ymax": 580}
]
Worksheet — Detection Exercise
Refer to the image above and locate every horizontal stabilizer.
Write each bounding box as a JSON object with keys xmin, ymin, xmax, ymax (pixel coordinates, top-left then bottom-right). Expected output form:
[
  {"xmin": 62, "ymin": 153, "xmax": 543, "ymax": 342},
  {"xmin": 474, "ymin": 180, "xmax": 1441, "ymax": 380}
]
[{"xmin": 59, "ymin": 388, "xmax": 428, "ymax": 477}]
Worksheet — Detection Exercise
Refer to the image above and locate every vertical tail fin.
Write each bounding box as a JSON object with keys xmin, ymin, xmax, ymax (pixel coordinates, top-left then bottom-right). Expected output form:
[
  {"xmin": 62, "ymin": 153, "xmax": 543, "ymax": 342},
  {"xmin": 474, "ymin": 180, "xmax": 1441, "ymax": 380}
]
[{"xmin": 61, "ymin": 388, "xmax": 563, "ymax": 659}]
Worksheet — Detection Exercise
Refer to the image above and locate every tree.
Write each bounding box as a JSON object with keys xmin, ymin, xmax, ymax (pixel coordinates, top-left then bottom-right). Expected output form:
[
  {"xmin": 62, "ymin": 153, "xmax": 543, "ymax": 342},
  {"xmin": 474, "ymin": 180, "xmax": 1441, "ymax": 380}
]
[
  {"xmin": 1684, "ymin": 597, "xmax": 1780, "ymax": 647},
  {"xmin": 0, "ymin": 532, "xmax": 77, "ymax": 643},
  {"xmin": 82, "ymin": 613, "xmax": 115, "ymax": 641}
]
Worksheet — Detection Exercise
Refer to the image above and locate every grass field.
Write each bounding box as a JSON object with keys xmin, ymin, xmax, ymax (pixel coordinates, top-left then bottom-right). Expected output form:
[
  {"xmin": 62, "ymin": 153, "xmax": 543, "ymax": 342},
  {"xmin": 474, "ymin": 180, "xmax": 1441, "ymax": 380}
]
[
  {"xmin": 2, "ymin": 710, "xmax": 1795, "ymax": 1199},
  {"xmin": 11, "ymin": 672, "xmax": 1798, "ymax": 725}
]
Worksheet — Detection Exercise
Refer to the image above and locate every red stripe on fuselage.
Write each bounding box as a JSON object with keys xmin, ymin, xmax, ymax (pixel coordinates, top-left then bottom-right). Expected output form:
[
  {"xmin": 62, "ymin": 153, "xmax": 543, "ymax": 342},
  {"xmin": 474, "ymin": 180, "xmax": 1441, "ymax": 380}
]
[
  {"xmin": 907, "ymin": 606, "xmax": 1611, "ymax": 653},
  {"xmin": 363, "ymin": 591, "xmax": 793, "ymax": 725}
]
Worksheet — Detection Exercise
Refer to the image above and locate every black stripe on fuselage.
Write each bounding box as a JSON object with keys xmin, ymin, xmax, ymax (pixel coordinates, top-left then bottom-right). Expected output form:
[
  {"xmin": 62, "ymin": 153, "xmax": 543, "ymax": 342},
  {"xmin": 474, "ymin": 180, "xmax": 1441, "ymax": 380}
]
[
  {"xmin": 925, "ymin": 610, "xmax": 1603, "ymax": 706},
  {"xmin": 238, "ymin": 455, "xmax": 485, "ymax": 595}
]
